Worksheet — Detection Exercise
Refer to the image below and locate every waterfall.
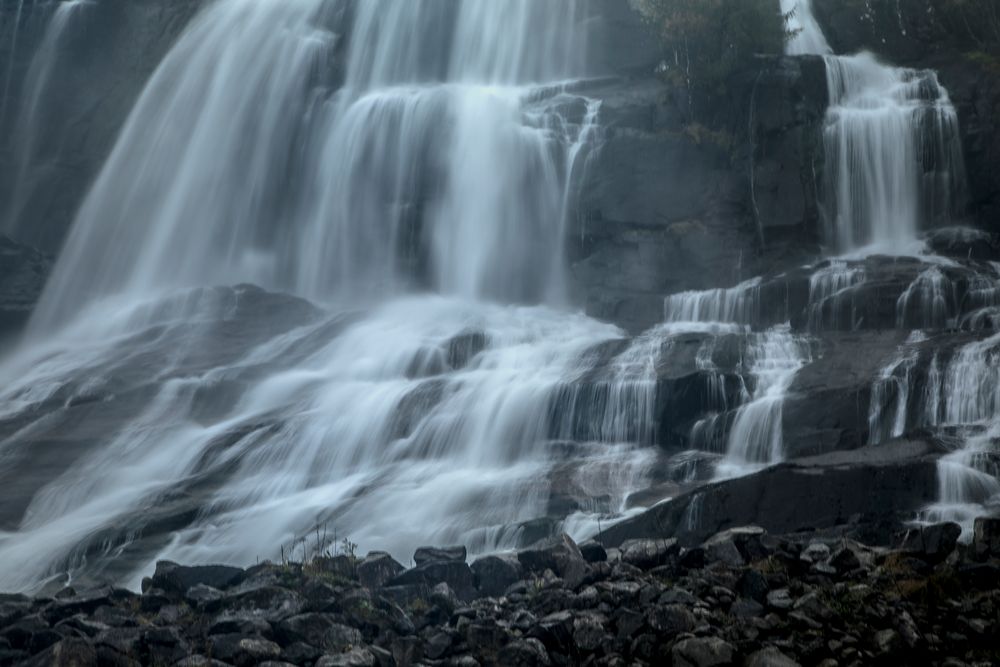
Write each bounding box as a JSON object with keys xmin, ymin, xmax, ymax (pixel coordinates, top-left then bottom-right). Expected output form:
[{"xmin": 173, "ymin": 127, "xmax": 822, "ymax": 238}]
[
  {"xmin": 30, "ymin": 0, "xmax": 601, "ymax": 330},
  {"xmin": 920, "ymin": 334, "xmax": 1000, "ymax": 536},
  {"xmin": 782, "ymin": 0, "xmax": 965, "ymax": 253},
  {"xmin": 807, "ymin": 261, "xmax": 865, "ymax": 330},
  {"xmin": 661, "ymin": 285, "xmax": 812, "ymax": 474},
  {"xmin": 3, "ymin": 0, "xmax": 91, "ymax": 246},
  {"xmin": 716, "ymin": 326, "xmax": 812, "ymax": 478},
  {"xmin": 0, "ymin": 0, "xmax": 625, "ymax": 592}
]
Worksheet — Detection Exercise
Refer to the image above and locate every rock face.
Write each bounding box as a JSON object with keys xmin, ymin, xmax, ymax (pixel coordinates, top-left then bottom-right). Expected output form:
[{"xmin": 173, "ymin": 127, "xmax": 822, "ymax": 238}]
[
  {"xmin": 569, "ymin": 55, "xmax": 829, "ymax": 333},
  {"xmin": 0, "ymin": 0, "xmax": 205, "ymax": 252},
  {"xmin": 602, "ymin": 439, "xmax": 943, "ymax": 548},
  {"xmin": 0, "ymin": 235, "xmax": 50, "ymax": 340},
  {"xmin": 3, "ymin": 527, "xmax": 1000, "ymax": 666}
]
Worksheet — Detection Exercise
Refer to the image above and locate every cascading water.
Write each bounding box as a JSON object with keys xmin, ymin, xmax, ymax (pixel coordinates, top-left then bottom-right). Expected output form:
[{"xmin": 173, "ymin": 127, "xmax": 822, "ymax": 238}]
[
  {"xmin": 781, "ymin": 0, "xmax": 966, "ymax": 254},
  {"xmin": 0, "ymin": 0, "xmax": 636, "ymax": 592},
  {"xmin": 3, "ymin": 0, "xmax": 91, "ymax": 246},
  {"xmin": 920, "ymin": 334, "xmax": 1000, "ymax": 535}
]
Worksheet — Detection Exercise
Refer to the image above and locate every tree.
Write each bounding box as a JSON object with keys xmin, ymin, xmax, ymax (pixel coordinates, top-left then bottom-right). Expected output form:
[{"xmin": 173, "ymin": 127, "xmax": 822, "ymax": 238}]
[{"xmin": 638, "ymin": 0, "xmax": 792, "ymax": 100}]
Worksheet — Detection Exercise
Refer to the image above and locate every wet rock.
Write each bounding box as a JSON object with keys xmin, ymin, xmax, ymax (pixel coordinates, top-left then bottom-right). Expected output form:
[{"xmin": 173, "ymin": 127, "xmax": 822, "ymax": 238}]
[
  {"xmin": 703, "ymin": 536, "xmax": 746, "ymax": 568},
  {"xmin": 413, "ymin": 546, "xmax": 467, "ymax": 566},
  {"xmin": 315, "ymin": 647, "xmax": 377, "ymax": 667},
  {"xmin": 149, "ymin": 561, "xmax": 246, "ymax": 596},
  {"xmin": 579, "ymin": 541, "xmax": 608, "ymax": 564},
  {"xmin": 275, "ymin": 614, "xmax": 362, "ymax": 652},
  {"xmin": 898, "ymin": 522, "xmax": 962, "ymax": 562},
  {"xmin": 620, "ymin": 538, "xmax": 679, "ymax": 570},
  {"xmin": 672, "ymin": 636, "xmax": 735, "ymax": 667},
  {"xmin": 766, "ymin": 589, "xmax": 794, "ymax": 611},
  {"xmin": 357, "ymin": 552, "xmax": 405, "ymax": 590},
  {"xmin": 23, "ymin": 637, "xmax": 98, "ymax": 667},
  {"xmin": 210, "ymin": 634, "xmax": 282, "ymax": 665},
  {"xmin": 647, "ymin": 604, "xmax": 696, "ymax": 636},
  {"xmin": 471, "ymin": 554, "xmax": 522, "ymax": 598},
  {"xmin": 518, "ymin": 534, "xmax": 588, "ymax": 589},
  {"xmin": 386, "ymin": 561, "xmax": 476, "ymax": 602},
  {"xmin": 973, "ymin": 517, "xmax": 1000, "ymax": 559},
  {"xmin": 497, "ymin": 638, "xmax": 551, "ymax": 667},
  {"xmin": 745, "ymin": 646, "xmax": 801, "ymax": 667}
]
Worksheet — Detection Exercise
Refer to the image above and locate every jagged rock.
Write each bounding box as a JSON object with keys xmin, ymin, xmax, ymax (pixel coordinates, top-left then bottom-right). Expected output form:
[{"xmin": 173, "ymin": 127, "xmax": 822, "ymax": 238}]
[
  {"xmin": 745, "ymin": 647, "xmax": 801, "ymax": 667},
  {"xmin": 620, "ymin": 538, "xmax": 679, "ymax": 570},
  {"xmin": 218, "ymin": 586, "xmax": 306, "ymax": 623},
  {"xmin": 647, "ymin": 604, "xmax": 696, "ymax": 636},
  {"xmin": 209, "ymin": 634, "xmax": 282, "ymax": 665},
  {"xmin": 315, "ymin": 647, "xmax": 377, "ymax": 667},
  {"xmin": 973, "ymin": 517, "xmax": 1000, "ymax": 558},
  {"xmin": 800, "ymin": 542, "xmax": 831, "ymax": 565},
  {"xmin": 579, "ymin": 541, "xmax": 608, "ymax": 564},
  {"xmin": 497, "ymin": 638, "xmax": 551, "ymax": 667},
  {"xmin": 357, "ymin": 552, "xmax": 405, "ymax": 590},
  {"xmin": 275, "ymin": 614, "xmax": 362, "ymax": 652},
  {"xmin": 672, "ymin": 636, "xmax": 735, "ymax": 667},
  {"xmin": 766, "ymin": 589, "xmax": 794, "ymax": 611},
  {"xmin": 518, "ymin": 534, "xmax": 588, "ymax": 589},
  {"xmin": 471, "ymin": 554, "xmax": 522, "ymax": 598},
  {"xmin": 21, "ymin": 638, "xmax": 98, "ymax": 667},
  {"xmin": 703, "ymin": 536, "xmax": 745, "ymax": 568},
  {"xmin": 413, "ymin": 546, "xmax": 467, "ymax": 566},
  {"xmin": 898, "ymin": 522, "xmax": 962, "ymax": 562},
  {"xmin": 148, "ymin": 561, "xmax": 245, "ymax": 596},
  {"xmin": 386, "ymin": 561, "xmax": 476, "ymax": 602}
]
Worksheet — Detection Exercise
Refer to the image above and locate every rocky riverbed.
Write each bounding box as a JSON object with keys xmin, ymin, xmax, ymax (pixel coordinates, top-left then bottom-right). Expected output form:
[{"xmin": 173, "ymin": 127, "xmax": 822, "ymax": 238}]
[{"xmin": 2, "ymin": 519, "xmax": 1000, "ymax": 667}]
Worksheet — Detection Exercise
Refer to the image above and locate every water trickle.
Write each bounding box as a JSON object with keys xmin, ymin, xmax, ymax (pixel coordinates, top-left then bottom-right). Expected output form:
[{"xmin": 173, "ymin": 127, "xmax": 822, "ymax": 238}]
[
  {"xmin": 807, "ymin": 261, "xmax": 866, "ymax": 330},
  {"xmin": 896, "ymin": 267, "xmax": 956, "ymax": 330}
]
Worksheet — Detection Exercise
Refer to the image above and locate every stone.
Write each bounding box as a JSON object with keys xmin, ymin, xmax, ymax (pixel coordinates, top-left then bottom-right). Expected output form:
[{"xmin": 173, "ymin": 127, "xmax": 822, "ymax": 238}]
[
  {"xmin": 746, "ymin": 646, "xmax": 802, "ymax": 667},
  {"xmin": 671, "ymin": 636, "xmax": 736, "ymax": 667},
  {"xmin": 356, "ymin": 552, "xmax": 405, "ymax": 590},
  {"xmin": 149, "ymin": 561, "xmax": 245, "ymax": 595},
  {"xmin": 385, "ymin": 560, "xmax": 476, "ymax": 602},
  {"xmin": 647, "ymin": 604, "xmax": 696, "ymax": 636},
  {"xmin": 315, "ymin": 647, "xmax": 377, "ymax": 667},
  {"xmin": 973, "ymin": 517, "xmax": 1000, "ymax": 558},
  {"xmin": 766, "ymin": 589, "xmax": 794, "ymax": 611},
  {"xmin": 26, "ymin": 638, "xmax": 98, "ymax": 667},
  {"xmin": 497, "ymin": 638, "xmax": 551, "ymax": 667},
  {"xmin": 471, "ymin": 554, "xmax": 522, "ymax": 598},
  {"xmin": 412, "ymin": 545, "xmax": 467, "ymax": 566},
  {"xmin": 579, "ymin": 540, "xmax": 608, "ymax": 563},
  {"xmin": 517, "ymin": 534, "xmax": 589, "ymax": 589},
  {"xmin": 209, "ymin": 635, "xmax": 282, "ymax": 666},
  {"xmin": 275, "ymin": 614, "xmax": 363, "ymax": 652},
  {"xmin": 898, "ymin": 523, "xmax": 962, "ymax": 562},
  {"xmin": 620, "ymin": 538, "xmax": 679, "ymax": 570},
  {"xmin": 800, "ymin": 541, "xmax": 831, "ymax": 565},
  {"xmin": 737, "ymin": 569, "xmax": 770, "ymax": 603},
  {"xmin": 703, "ymin": 537, "xmax": 745, "ymax": 568},
  {"xmin": 874, "ymin": 629, "xmax": 901, "ymax": 654}
]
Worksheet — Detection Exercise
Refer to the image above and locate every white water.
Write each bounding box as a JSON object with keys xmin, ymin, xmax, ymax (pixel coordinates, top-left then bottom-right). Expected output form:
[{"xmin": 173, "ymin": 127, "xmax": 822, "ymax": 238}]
[
  {"xmin": 807, "ymin": 261, "xmax": 865, "ymax": 330},
  {"xmin": 3, "ymin": 0, "xmax": 91, "ymax": 245},
  {"xmin": 783, "ymin": 0, "xmax": 965, "ymax": 253},
  {"xmin": 920, "ymin": 334, "xmax": 1000, "ymax": 536},
  {"xmin": 716, "ymin": 326, "xmax": 812, "ymax": 478},
  {"xmin": 0, "ymin": 0, "xmax": 636, "ymax": 592}
]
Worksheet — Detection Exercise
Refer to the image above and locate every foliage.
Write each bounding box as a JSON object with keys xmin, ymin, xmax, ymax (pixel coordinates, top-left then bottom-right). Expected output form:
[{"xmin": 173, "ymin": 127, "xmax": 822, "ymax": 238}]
[
  {"xmin": 638, "ymin": 0, "xmax": 792, "ymax": 97},
  {"xmin": 937, "ymin": 0, "xmax": 1000, "ymax": 53}
]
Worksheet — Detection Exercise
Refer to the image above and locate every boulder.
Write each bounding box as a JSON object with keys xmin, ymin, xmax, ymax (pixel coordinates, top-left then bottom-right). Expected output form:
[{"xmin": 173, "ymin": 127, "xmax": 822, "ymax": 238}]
[
  {"xmin": 471, "ymin": 554, "xmax": 522, "ymax": 598},
  {"xmin": 386, "ymin": 561, "xmax": 476, "ymax": 602},
  {"xmin": 357, "ymin": 552, "xmax": 405, "ymax": 590},
  {"xmin": 672, "ymin": 636, "xmax": 735, "ymax": 667},
  {"xmin": 973, "ymin": 517, "xmax": 1000, "ymax": 558},
  {"xmin": 898, "ymin": 522, "xmax": 962, "ymax": 562},
  {"xmin": 578, "ymin": 541, "xmax": 608, "ymax": 563},
  {"xmin": 413, "ymin": 545, "xmax": 467, "ymax": 566},
  {"xmin": 315, "ymin": 647, "xmax": 377, "ymax": 667},
  {"xmin": 147, "ymin": 561, "xmax": 246, "ymax": 596},
  {"xmin": 517, "ymin": 534, "xmax": 589, "ymax": 589},
  {"xmin": 620, "ymin": 538, "xmax": 679, "ymax": 570},
  {"xmin": 275, "ymin": 614, "xmax": 362, "ymax": 652},
  {"xmin": 746, "ymin": 647, "xmax": 801, "ymax": 667}
]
